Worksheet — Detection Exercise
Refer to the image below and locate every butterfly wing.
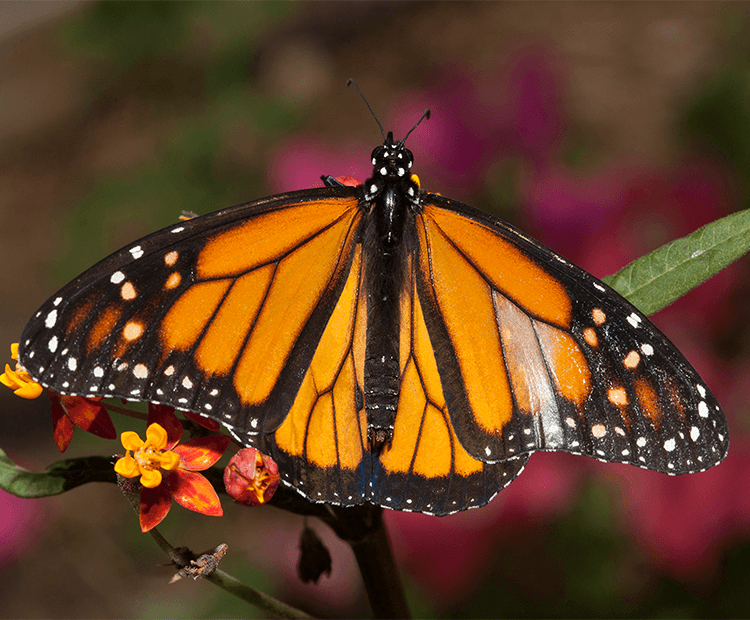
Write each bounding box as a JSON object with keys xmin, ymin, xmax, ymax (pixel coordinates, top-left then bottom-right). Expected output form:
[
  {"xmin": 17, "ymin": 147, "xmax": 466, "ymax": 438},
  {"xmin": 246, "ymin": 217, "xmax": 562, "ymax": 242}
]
[
  {"xmin": 19, "ymin": 188, "xmax": 364, "ymax": 456},
  {"xmin": 372, "ymin": 258, "xmax": 529, "ymax": 514},
  {"xmin": 413, "ymin": 194, "xmax": 728, "ymax": 474}
]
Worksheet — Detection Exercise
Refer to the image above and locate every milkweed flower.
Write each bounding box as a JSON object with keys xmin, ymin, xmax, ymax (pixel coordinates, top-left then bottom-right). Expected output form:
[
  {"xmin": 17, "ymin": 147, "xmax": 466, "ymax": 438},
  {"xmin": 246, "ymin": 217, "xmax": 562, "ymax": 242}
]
[
  {"xmin": 0, "ymin": 343, "xmax": 43, "ymax": 399},
  {"xmin": 224, "ymin": 447, "xmax": 280, "ymax": 507},
  {"xmin": 115, "ymin": 405, "xmax": 230, "ymax": 532}
]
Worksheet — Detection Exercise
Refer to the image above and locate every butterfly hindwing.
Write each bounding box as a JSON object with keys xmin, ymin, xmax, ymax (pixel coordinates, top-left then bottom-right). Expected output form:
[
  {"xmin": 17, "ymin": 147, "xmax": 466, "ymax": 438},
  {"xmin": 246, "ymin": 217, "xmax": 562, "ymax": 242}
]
[
  {"xmin": 415, "ymin": 195, "xmax": 728, "ymax": 473},
  {"xmin": 372, "ymin": 260, "xmax": 529, "ymax": 515}
]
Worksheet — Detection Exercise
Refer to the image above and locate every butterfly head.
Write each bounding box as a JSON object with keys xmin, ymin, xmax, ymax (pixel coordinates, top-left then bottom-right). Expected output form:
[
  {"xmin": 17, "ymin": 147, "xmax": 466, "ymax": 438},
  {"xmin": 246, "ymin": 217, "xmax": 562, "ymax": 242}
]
[{"xmin": 370, "ymin": 132, "xmax": 414, "ymax": 180}]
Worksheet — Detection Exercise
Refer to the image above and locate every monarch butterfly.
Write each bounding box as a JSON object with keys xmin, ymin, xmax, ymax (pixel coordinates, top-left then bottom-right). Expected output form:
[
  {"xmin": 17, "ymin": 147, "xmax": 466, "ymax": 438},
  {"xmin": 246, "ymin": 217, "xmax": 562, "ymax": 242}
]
[{"xmin": 18, "ymin": 91, "xmax": 728, "ymax": 516}]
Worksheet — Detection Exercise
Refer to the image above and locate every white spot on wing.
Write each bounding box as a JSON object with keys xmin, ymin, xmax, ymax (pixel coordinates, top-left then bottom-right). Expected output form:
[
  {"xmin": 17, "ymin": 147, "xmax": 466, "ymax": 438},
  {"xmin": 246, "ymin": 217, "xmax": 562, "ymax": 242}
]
[
  {"xmin": 110, "ymin": 271, "xmax": 125, "ymax": 284},
  {"xmin": 48, "ymin": 336, "xmax": 58, "ymax": 353},
  {"xmin": 698, "ymin": 401, "xmax": 709, "ymax": 418},
  {"xmin": 691, "ymin": 426, "xmax": 700, "ymax": 441},
  {"xmin": 627, "ymin": 313, "xmax": 642, "ymax": 328},
  {"xmin": 664, "ymin": 438, "xmax": 676, "ymax": 452},
  {"xmin": 129, "ymin": 245, "xmax": 144, "ymax": 259},
  {"xmin": 68, "ymin": 357, "xmax": 77, "ymax": 371},
  {"xmin": 45, "ymin": 309, "xmax": 57, "ymax": 328}
]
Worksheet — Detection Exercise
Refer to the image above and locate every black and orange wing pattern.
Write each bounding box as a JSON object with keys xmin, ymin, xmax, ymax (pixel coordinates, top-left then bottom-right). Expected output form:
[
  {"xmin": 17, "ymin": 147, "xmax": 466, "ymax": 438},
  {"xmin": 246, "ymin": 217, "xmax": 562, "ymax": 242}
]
[
  {"xmin": 17, "ymin": 125, "xmax": 728, "ymax": 516},
  {"xmin": 411, "ymin": 196, "xmax": 727, "ymax": 474},
  {"xmin": 19, "ymin": 188, "xmax": 363, "ymax": 449}
]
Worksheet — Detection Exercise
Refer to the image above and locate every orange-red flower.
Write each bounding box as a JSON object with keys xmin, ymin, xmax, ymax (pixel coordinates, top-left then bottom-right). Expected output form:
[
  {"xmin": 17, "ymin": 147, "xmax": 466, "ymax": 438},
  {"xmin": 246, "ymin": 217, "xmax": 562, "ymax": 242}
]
[
  {"xmin": 0, "ymin": 343, "xmax": 43, "ymax": 399},
  {"xmin": 224, "ymin": 447, "xmax": 280, "ymax": 507},
  {"xmin": 115, "ymin": 404, "xmax": 230, "ymax": 532},
  {"xmin": 50, "ymin": 391, "xmax": 117, "ymax": 452}
]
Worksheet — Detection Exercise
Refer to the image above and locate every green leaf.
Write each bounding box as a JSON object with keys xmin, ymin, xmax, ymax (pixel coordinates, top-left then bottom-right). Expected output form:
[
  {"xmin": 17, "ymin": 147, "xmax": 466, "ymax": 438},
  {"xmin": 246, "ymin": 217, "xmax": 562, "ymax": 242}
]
[
  {"xmin": 0, "ymin": 450, "xmax": 116, "ymax": 498},
  {"xmin": 603, "ymin": 208, "xmax": 750, "ymax": 316}
]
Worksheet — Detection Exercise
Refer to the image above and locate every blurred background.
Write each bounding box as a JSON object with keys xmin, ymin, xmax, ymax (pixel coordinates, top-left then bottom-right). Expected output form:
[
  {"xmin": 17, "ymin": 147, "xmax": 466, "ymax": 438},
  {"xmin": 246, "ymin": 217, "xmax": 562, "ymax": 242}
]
[{"xmin": 2, "ymin": 2, "xmax": 750, "ymax": 617}]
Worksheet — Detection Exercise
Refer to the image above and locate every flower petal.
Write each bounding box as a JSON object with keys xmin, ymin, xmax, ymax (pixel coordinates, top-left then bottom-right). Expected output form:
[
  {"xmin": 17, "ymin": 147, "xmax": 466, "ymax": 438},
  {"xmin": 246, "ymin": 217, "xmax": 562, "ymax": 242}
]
[
  {"xmin": 139, "ymin": 484, "xmax": 173, "ymax": 532},
  {"xmin": 13, "ymin": 380, "xmax": 44, "ymax": 399},
  {"xmin": 55, "ymin": 393, "xmax": 116, "ymax": 439},
  {"xmin": 156, "ymin": 450, "xmax": 181, "ymax": 471},
  {"xmin": 144, "ymin": 423, "xmax": 169, "ymax": 450},
  {"xmin": 139, "ymin": 466, "xmax": 163, "ymax": 489},
  {"xmin": 183, "ymin": 411, "xmax": 220, "ymax": 432},
  {"xmin": 147, "ymin": 404, "xmax": 182, "ymax": 449},
  {"xmin": 166, "ymin": 470, "xmax": 223, "ymax": 516},
  {"xmin": 114, "ymin": 455, "xmax": 140, "ymax": 478},
  {"xmin": 0, "ymin": 364, "xmax": 44, "ymax": 399},
  {"xmin": 174, "ymin": 435, "xmax": 230, "ymax": 471},
  {"xmin": 120, "ymin": 430, "xmax": 144, "ymax": 451},
  {"xmin": 50, "ymin": 394, "xmax": 75, "ymax": 453}
]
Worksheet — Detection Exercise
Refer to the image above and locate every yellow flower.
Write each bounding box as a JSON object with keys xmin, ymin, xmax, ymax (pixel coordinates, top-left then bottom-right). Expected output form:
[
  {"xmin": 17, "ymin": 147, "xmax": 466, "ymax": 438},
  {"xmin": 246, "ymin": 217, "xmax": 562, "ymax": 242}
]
[
  {"xmin": 0, "ymin": 343, "xmax": 43, "ymax": 399},
  {"xmin": 115, "ymin": 423, "xmax": 181, "ymax": 489}
]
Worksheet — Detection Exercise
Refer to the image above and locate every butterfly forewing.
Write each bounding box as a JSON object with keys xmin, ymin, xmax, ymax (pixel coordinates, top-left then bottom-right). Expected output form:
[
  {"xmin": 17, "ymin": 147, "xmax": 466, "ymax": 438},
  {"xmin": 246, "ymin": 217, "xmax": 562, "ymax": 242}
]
[
  {"xmin": 19, "ymin": 189, "xmax": 363, "ymax": 444},
  {"xmin": 416, "ymin": 195, "xmax": 728, "ymax": 473}
]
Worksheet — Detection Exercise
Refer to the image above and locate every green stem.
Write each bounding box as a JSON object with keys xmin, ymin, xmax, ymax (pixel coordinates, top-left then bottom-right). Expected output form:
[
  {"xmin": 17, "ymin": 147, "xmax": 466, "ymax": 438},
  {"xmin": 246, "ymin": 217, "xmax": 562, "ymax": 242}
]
[{"xmin": 117, "ymin": 475, "xmax": 313, "ymax": 619}]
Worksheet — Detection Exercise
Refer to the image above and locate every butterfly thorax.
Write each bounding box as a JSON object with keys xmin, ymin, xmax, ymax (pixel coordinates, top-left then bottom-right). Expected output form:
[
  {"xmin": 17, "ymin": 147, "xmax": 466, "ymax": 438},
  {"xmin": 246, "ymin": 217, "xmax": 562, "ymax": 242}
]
[{"xmin": 360, "ymin": 132, "xmax": 422, "ymax": 453}]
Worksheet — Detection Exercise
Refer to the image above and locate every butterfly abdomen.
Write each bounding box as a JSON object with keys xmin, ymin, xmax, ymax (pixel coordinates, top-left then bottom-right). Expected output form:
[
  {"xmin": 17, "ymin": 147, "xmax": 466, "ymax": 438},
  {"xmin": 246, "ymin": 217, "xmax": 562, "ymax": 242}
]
[{"xmin": 361, "ymin": 176, "xmax": 417, "ymax": 453}]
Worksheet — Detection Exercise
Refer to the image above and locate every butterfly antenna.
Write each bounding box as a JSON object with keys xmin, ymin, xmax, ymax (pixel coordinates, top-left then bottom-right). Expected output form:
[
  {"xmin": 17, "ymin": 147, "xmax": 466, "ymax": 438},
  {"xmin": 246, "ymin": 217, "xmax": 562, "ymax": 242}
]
[
  {"xmin": 347, "ymin": 78, "xmax": 386, "ymax": 141},
  {"xmin": 401, "ymin": 108, "xmax": 431, "ymax": 144}
]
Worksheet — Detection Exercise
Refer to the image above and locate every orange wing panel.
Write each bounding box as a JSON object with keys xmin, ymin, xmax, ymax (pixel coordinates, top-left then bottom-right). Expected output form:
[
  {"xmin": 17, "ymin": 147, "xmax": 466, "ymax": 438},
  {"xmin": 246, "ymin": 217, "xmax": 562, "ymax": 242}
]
[
  {"xmin": 273, "ymin": 245, "xmax": 365, "ymax": 472},
  {"xmin": 426, "ymin": 206, "xmax": 571, "ymax": 328},
  {"xmin": 162, "ymin": 280, "xmax": 232, "ymax": 352},
  {"xmin": 197, "ymin": 199, "xmax": 357, "ymax": 278},
  {"xmin": 234, "ymin": 214, "xmax": 358, "ymax": 405},
  {"xmin": 418, "ymin": 213, "xmax": 513, "ymax": 434},
  {"xmin": 196, "ymin": 265, "xmax": 275, "ymax": 375}
]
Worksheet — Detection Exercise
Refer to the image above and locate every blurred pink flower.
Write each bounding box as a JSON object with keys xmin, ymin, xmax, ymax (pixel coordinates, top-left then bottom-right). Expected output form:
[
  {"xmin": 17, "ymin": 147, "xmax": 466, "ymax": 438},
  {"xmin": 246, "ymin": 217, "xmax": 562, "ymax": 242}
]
[
  {"xmin": 266, "ymin": 136, "xmax": 370, "ymax": 194},
  {"xmin": 386, "ymin": 452, "xmax": 585, "ymax": 605},
  {"xmin": 610, "ymin": 433, "xmax": 750, "ymax": 581},
  {"xmin": 0, "ymin": 491, "xmax": 47, "ymax": 563}
]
